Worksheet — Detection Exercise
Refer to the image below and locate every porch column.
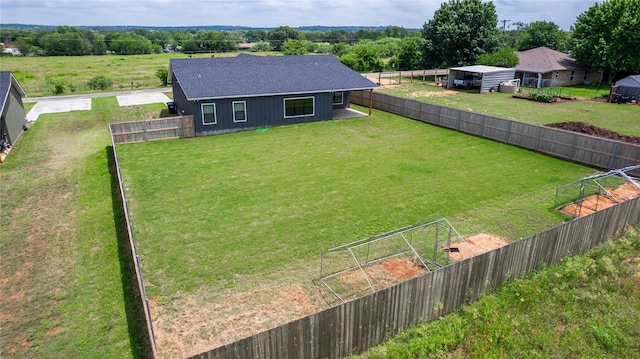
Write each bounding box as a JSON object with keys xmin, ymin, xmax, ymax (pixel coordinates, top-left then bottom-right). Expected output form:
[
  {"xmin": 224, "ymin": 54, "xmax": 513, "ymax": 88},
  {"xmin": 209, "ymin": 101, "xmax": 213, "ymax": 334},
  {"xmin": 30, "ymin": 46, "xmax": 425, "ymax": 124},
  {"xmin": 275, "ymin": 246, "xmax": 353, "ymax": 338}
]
[
  {"xmin": 368, "ymin": 89, "xmax": 373, "ymax": 116},
  {"xmin": 537, "ymin": 73, "xmax": 543, "ymax": 89}
]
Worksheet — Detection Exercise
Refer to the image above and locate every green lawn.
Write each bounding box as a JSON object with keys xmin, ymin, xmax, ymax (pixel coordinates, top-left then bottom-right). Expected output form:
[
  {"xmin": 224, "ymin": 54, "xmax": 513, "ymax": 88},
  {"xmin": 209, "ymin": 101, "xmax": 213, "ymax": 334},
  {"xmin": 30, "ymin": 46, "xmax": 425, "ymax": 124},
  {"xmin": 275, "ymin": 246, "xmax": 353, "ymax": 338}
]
[
  {"xmin": 117, "ymin": 109, "xmax": 595, "ymax": 300},
  {"xmin": 353, "ymin": 228, "xmax": 640, "ymax": 359},
  {"xmin": 0, "ymin": 98, "xmax": 165, "ymax": 358},
  {"xmin": 380, "ymin": 83, "xmax": 640, "ymax": 137}
]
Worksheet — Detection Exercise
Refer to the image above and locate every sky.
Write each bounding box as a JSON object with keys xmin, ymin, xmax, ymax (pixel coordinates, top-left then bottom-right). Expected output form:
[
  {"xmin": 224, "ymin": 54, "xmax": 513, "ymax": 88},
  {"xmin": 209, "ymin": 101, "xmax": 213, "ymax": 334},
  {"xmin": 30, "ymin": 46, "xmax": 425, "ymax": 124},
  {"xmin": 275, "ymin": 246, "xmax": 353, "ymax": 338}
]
[{"xmin": 0, "ymin": 0, "xmax": 597, "ymax": 30}]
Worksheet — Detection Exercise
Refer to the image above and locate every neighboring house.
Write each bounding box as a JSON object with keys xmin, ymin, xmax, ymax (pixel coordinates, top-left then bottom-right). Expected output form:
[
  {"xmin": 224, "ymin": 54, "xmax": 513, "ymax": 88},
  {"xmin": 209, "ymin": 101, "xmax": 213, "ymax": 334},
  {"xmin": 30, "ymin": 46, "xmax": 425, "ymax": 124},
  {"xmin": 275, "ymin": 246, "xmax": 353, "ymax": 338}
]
[
  {"xmin": 0, "ymin": 71, "xmax": 28, "ymax": 158},
  {"xmin": 168, "ymin": 54, "xmax": 378, "ymax": 136},
  {"xmin": 1, "ymin": 43, "xmax": 22, "ymax": 56},
  {"xmin": 236, "ymin": 42, "xmax": 257, "ymax": 51},
  {"xmin": 515, "ymin": 47, "xmax": 601, "ymax": 88}
]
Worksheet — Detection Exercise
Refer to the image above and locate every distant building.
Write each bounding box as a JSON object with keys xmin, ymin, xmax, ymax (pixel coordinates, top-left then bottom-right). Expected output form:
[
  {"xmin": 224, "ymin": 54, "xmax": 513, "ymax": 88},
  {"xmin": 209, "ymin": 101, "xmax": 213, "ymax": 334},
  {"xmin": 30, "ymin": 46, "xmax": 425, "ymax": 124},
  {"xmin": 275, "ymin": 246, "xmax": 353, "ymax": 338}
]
[
  {"xmin": 0, "ymin": 71, "xmax": 28, "ymax": 160},
  {"xmin": 1, "ymin": 43, "xmax": 22, "ymax": 56},
  {"xmin": 515, "ymin": 47, "xmax": 601, "ymax": 88}
]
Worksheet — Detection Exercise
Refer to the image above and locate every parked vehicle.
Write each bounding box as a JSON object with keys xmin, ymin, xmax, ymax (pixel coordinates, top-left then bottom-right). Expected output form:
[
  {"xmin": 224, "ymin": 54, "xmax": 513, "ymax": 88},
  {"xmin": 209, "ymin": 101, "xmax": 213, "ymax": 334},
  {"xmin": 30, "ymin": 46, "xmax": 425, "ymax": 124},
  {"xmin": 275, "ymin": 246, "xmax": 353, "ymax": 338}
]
[
  {"xmin": 453, "ymin": 75, "xmax": 482, "ymax": 89},
  {"xmin": 612, "ymin": 93, "xmax": 636, "ymax": 104}
]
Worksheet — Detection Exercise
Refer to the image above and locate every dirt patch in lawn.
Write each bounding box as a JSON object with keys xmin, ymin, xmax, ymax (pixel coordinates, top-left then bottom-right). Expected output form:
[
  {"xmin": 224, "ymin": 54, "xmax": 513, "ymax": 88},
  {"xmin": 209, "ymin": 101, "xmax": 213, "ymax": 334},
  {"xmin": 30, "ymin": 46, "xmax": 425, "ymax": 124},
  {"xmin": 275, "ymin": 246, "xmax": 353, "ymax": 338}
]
[
  {"xmin": 445, "ymin": 233, "xmax": 510, "ymax": 261},
  {"xmin": 561, "ymin": 182, "xmax": 640, "ymax": 217},
  {"xmin": 410, "ymin": 90, "xmax": 457, "ymax": 98},
  {"xmin": 546, "ymin": 121, "xmax": 640, "ymax": 144},
  {"xmin": 151, "ymin": 282, "xmax": 323, "ymax": 358}
]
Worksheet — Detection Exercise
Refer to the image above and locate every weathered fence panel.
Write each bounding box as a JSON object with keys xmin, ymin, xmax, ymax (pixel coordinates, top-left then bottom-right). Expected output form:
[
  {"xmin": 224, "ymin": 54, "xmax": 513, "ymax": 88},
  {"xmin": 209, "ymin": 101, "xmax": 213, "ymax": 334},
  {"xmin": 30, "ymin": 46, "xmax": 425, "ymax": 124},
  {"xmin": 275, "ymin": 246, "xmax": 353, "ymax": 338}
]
[
  {"xmin": 110, "ymin": 116, "xmax": 194, "ymax": 144},
  {"xmin": 352, "ymin": 91, "xmax": 640, "ymax": 171}
]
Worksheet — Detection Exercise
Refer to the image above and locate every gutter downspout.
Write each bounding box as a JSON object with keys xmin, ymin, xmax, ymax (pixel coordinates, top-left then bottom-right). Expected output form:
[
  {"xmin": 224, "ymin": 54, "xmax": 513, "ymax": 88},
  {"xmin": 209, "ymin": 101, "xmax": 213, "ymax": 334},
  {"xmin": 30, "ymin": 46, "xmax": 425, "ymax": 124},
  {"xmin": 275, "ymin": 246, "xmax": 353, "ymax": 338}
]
[{"xmin": 537, "ymin": 72, "xmax": 543, "ymax": 89}]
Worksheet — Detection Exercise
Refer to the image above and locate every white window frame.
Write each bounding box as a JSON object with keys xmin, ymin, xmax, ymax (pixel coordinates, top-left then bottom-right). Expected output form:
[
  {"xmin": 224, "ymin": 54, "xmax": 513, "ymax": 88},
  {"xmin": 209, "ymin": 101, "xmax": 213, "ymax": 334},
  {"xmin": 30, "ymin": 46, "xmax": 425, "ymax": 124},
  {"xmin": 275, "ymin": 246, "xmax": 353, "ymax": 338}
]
[
  {"xmin": 233, "ymin": 101, "xmax": 247, "ymax": 123},
  {"xmin": 332, "ymin": 92, "xmax": 344, "ymax": 105},
  {"xmin": 283, "ymin": 96, "xmax": 315, "ymax": 118},
  {"xmin": 201, "ymin": 103, "xmax": 217, "ymax": 125}
]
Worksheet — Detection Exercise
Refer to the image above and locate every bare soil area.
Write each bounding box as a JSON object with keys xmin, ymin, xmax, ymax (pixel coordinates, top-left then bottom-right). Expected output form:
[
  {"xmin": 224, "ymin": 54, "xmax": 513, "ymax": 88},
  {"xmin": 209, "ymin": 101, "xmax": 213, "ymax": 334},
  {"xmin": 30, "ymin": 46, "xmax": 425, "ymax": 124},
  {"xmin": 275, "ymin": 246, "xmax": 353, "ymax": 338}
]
[
  {"xmin": 445, "ymin": 233, "xmax": 510, "ymax": 261},
  {"xmin": 546, "ymin": 121, "xmax": 640, "ymax": 144},
  {"xmin": 561, "ymin": 182, "xmax": 640, "ymax": 217}
]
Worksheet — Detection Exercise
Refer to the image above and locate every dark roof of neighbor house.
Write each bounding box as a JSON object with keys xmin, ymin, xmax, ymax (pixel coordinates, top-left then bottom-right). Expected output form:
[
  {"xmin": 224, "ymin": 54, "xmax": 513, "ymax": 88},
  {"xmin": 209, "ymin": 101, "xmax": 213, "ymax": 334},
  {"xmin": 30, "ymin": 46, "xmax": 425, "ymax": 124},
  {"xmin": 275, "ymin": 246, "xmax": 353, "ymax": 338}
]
[
  {"xmin": 168, "ymin": 54, "xmax": 378, "ymax": 101},
  {"xmin": 0, "ymin": 71, "xmax": 27, "ymax": 112},
  {"xmin": 515, "ymin": 47, "xmax": 588, "ymax": 74}
]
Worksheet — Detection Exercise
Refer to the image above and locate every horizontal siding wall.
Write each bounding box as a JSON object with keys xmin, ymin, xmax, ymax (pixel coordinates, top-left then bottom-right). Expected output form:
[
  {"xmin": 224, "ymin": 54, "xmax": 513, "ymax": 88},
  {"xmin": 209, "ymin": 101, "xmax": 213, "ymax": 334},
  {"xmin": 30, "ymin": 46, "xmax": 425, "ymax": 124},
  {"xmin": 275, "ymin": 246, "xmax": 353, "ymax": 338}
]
[
  {"xmin": 351, "ymin": 91, "xmax": 640, "ymax": 173},
  {"xmin": 192, "ymin": 197, "xmax": 640, "ymax": 359}
]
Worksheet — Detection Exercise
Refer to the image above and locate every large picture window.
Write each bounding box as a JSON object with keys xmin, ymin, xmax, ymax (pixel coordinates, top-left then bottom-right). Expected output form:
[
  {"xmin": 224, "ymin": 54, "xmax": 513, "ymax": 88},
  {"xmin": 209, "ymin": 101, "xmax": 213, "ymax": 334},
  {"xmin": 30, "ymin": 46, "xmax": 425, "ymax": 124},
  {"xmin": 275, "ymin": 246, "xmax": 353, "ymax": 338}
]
[
  {"xmin": 284, "ymin": 97, "xmax": 314, "ymax": 118},
  {"xmin": 202, "ymin": 103, "xmax": 216, "ymax": 125},
  {"xmin": 233, "ymin": 101, "xmax": 247, "ymax": 122},
  {"xmin": 333, "ymin": 92, "xmax": 343, "ymax": 105}
]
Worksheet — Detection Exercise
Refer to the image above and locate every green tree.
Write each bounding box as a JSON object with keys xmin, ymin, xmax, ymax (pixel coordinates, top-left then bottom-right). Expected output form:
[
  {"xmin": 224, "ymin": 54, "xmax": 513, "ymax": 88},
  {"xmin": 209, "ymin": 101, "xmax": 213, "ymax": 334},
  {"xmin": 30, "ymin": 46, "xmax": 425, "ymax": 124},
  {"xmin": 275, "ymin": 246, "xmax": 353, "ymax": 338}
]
[
  {"xmin": 373, "ymin": 37, "xmax": 402, "ymax": 58},
  {"xmin": 421, "ymin": 0, "xmax": 501, "ymax": 68},
  {"xmin": 382, "ymin": 26, "xmax": 409, "ymax": 39},
  {"xmin": 571, "ymin": 0, "xmax": 640, "ymax": 83},
  {"xmin": 41, "ymin": 26, "xmax": 91, "ymax": 55},
  {"xmin": 269, "ymin": 26, "xmax": 299, "ymax": 51},
  {"xmin": 515, "ymin": 21, "xmax": 568, "ymax": 51},
  {"xmin": 282, "ymin": 39, "xmax": 307, "ymax": 55},
  {"xmin": 397, "ymin": 37, "xmax": 426, "ymax": 70},
  {"xmin": 156, "ymin": 68, "xmax": 169, "ymax": 86},
  {"xmin": 477, "ymin": 46, "xmax": 519, "ymax": 67}
]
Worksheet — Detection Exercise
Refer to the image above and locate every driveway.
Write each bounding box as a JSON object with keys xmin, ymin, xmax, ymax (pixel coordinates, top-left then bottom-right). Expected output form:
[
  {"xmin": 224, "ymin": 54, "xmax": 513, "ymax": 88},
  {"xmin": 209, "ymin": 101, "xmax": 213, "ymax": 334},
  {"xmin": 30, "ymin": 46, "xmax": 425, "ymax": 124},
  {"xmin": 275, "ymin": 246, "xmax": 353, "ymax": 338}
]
[{"xmin": 25, "ymin": 89, "xmax": 172, "ymax": 122}]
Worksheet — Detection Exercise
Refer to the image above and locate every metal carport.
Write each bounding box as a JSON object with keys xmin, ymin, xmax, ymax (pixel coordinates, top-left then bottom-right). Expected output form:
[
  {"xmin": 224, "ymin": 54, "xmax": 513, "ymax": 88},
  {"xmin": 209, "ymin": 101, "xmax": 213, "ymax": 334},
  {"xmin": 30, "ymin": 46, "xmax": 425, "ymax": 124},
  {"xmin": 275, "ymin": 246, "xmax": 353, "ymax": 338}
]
[{"xmin": 447, "ymin": 65, "xmax": 516, "ymax": 93}]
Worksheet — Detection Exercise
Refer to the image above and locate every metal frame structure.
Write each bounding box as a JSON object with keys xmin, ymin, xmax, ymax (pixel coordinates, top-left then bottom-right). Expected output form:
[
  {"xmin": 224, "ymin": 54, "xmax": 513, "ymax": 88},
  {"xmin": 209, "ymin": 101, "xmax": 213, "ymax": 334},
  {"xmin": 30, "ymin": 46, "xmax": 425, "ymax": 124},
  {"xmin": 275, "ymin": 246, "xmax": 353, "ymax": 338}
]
[
  {"xmin": 319, "ymin": 218, "xmax": 472, "ymax": 303},
  {"xmin": 554, "ymin": 164, "xmax": 640, "ymax": 218}
]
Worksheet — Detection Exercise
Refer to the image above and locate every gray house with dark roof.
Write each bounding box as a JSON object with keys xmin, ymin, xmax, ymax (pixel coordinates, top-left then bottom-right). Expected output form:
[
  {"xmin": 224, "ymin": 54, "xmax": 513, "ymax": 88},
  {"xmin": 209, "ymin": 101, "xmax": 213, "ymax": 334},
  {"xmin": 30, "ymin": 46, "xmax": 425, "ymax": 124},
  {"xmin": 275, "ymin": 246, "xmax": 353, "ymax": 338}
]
[
  {"xmin": 168, "ymin": 54, "xmax": 378, "ymax": 136},
  {"xmin": 1, "ymin": 71, "xmax": 27, "ymax": 158}
]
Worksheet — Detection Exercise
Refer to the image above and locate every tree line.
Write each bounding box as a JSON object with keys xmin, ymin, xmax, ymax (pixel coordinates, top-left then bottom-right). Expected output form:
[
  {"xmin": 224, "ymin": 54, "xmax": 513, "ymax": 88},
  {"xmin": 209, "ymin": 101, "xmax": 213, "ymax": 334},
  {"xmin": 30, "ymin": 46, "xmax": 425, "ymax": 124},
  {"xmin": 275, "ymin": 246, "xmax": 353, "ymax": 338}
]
[{"xmin": 2, "ymin": 0, "xmax": 638, "ymax": 82}]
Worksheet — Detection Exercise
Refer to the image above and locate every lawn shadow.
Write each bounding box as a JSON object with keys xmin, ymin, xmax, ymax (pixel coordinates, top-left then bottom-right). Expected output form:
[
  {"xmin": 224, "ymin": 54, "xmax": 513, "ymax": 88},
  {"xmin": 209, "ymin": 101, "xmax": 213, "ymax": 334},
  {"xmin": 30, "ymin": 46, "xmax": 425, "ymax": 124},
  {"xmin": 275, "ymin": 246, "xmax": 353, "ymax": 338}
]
[{"xmin": 106, "ymin": 145, "xmax": 155, "ymax": 359}]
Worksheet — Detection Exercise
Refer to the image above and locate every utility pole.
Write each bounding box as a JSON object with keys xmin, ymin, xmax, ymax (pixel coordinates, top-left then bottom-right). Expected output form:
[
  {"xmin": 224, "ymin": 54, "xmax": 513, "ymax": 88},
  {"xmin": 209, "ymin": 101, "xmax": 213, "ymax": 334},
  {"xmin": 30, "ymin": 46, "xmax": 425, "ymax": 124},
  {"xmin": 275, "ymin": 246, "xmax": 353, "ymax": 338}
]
[{"xmin": 500, "ymin": 19, "xmax": 510, "ymax": 32}]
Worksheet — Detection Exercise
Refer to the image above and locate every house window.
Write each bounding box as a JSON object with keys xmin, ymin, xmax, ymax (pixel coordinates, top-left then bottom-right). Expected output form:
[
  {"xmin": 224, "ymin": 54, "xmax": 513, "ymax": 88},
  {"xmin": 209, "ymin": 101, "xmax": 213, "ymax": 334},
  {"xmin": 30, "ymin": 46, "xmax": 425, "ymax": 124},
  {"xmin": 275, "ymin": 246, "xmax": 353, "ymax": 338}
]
[
  {"xmin": 233, "ymin": 101, "xmax": 247, "ymax": 122},
  {"xmin": 570, "ymin": 71, "xmax": 575, "ymax": 81},
  {"xmin": 202, "ymin": 103, "xmax": 216, "ymax": 125},
  {"xmin": 333, "ymin": 92, "xmax": 343, "ymax": 105},
  {"xmin": 284, "ymin": 97, "xmax": 314, "ymax": 118}
]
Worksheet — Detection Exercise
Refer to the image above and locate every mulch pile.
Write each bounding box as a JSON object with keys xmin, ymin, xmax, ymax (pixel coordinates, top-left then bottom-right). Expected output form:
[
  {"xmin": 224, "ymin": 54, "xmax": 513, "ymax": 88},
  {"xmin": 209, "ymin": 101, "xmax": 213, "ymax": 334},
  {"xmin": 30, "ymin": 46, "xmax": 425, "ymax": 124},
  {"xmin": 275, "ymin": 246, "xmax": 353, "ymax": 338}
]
[{"xmin": 545, "ymin": 121, "xmax": 640, "ymax": 144}]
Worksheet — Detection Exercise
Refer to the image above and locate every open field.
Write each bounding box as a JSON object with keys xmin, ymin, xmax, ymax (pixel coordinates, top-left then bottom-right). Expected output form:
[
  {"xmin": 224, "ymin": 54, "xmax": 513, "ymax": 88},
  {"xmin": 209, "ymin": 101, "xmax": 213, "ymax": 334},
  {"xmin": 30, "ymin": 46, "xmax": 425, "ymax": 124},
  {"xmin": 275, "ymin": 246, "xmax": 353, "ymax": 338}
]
[
  {"xmin": 1, "ymin": 52, "xmax": 257, "ymax": 98},
  {"xmin": 0, "ymin": 99, "xmax": 165, "ymax": 358},
  {"xmin": 353, "ymin": 228, "xmax": 640, "ymax": 359},
  {"xmin": 116, "ymin": 108, "xmax": 596, "ymax": 356},
  {"xmin": 379, "ymin": 82, "xmax": 640, "ymax": 137}
]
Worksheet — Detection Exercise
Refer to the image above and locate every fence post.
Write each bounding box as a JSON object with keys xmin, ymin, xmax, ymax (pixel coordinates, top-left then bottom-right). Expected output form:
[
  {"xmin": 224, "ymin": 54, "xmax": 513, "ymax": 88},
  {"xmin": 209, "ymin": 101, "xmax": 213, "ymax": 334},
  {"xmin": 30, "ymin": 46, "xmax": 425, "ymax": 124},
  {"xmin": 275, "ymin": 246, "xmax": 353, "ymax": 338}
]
[
  {"xmin": 608, "ymin": 141, "xmax": 619, "ymax": 170},
  {"xmin": 143, "ymin": 119, "xmax": 149, "ymax": 142},
  {"xmin": 535, "ymin": 125, "xmax": 542, "ymax": 152}
]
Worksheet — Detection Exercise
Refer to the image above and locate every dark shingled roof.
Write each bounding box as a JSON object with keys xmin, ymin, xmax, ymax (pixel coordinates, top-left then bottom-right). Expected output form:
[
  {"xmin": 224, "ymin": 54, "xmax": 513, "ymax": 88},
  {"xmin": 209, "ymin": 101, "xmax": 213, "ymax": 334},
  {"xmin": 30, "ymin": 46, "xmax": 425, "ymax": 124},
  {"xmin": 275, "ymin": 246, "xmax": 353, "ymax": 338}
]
[
  {"xmin": 515, "ymin": 47, "xmax": 588, "ymax": 74},
  {"xmin": 1, "ymin": 71, "xmax": 27, "ymax": 113},
  {"xmin": 168, "ymin": 54, "xmax": 378, "ymax": 101}
]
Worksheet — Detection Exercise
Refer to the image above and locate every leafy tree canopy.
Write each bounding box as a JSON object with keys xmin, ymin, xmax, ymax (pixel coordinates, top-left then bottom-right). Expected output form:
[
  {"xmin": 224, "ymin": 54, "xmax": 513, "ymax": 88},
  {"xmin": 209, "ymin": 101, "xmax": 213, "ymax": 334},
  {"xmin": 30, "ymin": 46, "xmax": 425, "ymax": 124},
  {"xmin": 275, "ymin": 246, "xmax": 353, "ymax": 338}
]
[
  {"xmin": 571, "ymin": 0, "xmax": 640, "ymax": 80},
  {"xmin": 421, "ymin": 0, "xmax": 501, "ymax": 68},
  {"xmin": 515, "ymin": 21, "xmax": 568, "ymax": 51},
  {"xmin": 476, "ymin": 46, "xmax": 519, "ymax": 68},
  {"xmin": 281, "ymin": 39, "xmax": 307, "ymax": 55}
]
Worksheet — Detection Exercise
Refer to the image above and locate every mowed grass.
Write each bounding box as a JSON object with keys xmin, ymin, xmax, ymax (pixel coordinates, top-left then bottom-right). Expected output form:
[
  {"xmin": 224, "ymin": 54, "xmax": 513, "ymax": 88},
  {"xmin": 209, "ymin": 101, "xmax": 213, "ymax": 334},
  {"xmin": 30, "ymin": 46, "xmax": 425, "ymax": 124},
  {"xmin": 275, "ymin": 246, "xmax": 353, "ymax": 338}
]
[
  {"xmin": 116, "ymin": 109, "xmax": 595, "ymax": 300},
  {"xmin": 380, "ymin": 83, "xmax": 640, "ymax": 137},
  {"xmin": 0, "ymin": 98, "xmax": 166, "ymax": 358},
  {"xmin": 353, "ymin": 228, "xmax": 640, "ymax": 359}
]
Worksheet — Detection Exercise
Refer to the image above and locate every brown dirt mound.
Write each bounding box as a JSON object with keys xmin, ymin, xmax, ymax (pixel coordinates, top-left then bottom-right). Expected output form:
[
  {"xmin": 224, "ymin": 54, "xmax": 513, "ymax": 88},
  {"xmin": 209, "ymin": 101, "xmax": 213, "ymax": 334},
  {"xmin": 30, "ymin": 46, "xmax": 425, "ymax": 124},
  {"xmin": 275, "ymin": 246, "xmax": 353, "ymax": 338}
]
[
  {"xmin": 545, "ymin": 121, "xmax": 640, "ymax": 144},
  {"xmin": 445, "ymin": 233, "xmax": 509, "ymax": 261},
  {"xmin": 561, "ymin": 182, "xmax": 640, "ymax": 217}
]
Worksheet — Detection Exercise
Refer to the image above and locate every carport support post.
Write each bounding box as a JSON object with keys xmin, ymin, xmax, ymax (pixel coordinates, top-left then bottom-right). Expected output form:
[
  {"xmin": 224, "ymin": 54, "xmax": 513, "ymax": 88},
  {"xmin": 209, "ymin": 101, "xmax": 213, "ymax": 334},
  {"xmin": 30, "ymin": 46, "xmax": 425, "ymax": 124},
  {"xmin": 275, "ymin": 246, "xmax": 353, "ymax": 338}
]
[{"xmin": 368, "ymin": 89, "xmax": 373, "ymax": 116}]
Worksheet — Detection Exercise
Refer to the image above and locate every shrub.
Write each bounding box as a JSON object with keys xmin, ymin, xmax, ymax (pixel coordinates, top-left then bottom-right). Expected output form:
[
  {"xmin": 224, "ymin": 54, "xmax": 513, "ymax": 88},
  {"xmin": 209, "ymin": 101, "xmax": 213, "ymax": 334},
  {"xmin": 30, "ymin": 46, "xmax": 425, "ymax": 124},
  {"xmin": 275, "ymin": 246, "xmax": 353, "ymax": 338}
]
[
  {"xmin": 156, "ymin": 68, "xmax": 168, "ymax": 86},
  {"xmin": 87, "ymin": 75, "xmax": 112, "ymax": 90},
  {"xmin": 531, "ymin": 92, "xmax": 554, "ymax": 103}
]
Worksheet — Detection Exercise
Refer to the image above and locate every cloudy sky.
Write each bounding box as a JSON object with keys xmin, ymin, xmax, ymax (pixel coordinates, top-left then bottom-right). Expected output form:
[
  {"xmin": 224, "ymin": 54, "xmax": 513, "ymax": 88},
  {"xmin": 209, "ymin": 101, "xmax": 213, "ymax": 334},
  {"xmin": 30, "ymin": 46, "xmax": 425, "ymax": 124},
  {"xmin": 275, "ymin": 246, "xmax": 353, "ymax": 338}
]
[{"xmin": 1, "ymin": 0, "xmax": 596, "ymax": 30}]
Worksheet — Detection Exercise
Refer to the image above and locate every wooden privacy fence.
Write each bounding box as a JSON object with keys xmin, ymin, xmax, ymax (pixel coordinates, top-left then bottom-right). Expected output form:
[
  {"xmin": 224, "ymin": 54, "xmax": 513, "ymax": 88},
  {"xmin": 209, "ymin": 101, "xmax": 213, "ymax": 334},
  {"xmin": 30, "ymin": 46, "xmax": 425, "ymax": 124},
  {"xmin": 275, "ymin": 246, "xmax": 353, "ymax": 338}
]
[
  {"xmin": 110, "ymin": 115, "xmax": 194, "ymax": 144},
  {"xmin": 351, "ymin": 91, "xmax": 640, "ymax": 172},
  {"xmin": 191, "ymin": 197, "xmax": 640, "ymax": 359}
]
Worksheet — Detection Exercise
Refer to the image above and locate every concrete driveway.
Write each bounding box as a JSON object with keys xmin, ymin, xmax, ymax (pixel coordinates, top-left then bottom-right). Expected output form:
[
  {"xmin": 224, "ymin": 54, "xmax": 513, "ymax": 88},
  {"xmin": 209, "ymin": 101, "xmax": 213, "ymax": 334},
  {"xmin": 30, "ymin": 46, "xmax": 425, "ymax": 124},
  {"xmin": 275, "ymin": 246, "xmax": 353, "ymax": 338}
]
[{"xmin": 26, "ymin": 90, "xmax": 172, "ymax": 122}]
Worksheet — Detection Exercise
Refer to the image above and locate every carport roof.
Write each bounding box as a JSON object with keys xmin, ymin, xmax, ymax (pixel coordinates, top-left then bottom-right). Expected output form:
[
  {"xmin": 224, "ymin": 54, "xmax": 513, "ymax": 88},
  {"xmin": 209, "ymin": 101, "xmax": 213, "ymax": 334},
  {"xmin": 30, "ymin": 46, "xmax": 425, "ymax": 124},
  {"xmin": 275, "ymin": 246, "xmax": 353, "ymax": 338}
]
[{"xmin": 449, "ymin": 65, "xmax": 513, "ymax": 73}]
